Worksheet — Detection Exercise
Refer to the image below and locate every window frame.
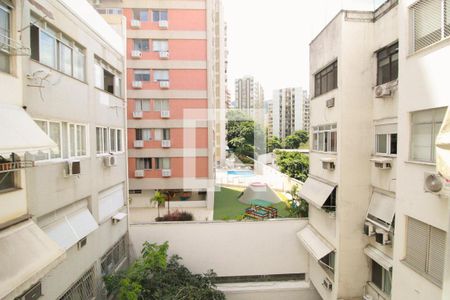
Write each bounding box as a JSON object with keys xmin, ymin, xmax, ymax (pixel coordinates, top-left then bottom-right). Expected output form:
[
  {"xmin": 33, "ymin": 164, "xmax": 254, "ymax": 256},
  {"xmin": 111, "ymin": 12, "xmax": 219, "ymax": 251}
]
[
  {"xmin": 134, "ymin": 99, "xmax": 151, "ymax": 112},
  {"xmin": 152, "ymin": 10, "xmax": 168, "ymax": 22},
  {"xmin": 95, "ymin": 126, "xmax": 109, "ymax": 155},
  {"xmin": 136, "ymin": 158, "xmax": 152, "ymax": 170},
  {"xmin": 0, "ymin": 3, "xmax": 11, "ymax": 73},
  {"xmin": 152, "ymin": 39, "xmax": 169, "ymax": 52},
  {"xmin": 312, "ymin": 124, "xmax": 337, "ymax": 153},
  {"xmin": 133, "ymin": 39, "xmax": 149, "ymax": 52},
  {"xmin": 109, "ymin": 128, "xmax": 123, "ymax": 153},
  {"xmin": 133, "ymin": 69, "xmax": 150, "ymax": 82},
  {"xmin": 370, "ymin": 260, "xmax": 392, "ymax": 296},
  {"xmin": 376, "ymin": 42, "xmax": 399, "ymax": 85},
  {"xmin": 375, "ymin": 133, "xmax": 398, "ymax": 156},
  {"xmin": 68, "ymin": 123, "xmax": 88, "ymax": 158},
  {"xmin": 314, "ymin": 60, "xmax": 337, "ymax": 97},
  {"xmin": 95, "ymin": 58, "xmax": 122, "ymax": 98},
  {"xmin": 34, "ymin": 119, "xmax": 64, "ymax": 161}
]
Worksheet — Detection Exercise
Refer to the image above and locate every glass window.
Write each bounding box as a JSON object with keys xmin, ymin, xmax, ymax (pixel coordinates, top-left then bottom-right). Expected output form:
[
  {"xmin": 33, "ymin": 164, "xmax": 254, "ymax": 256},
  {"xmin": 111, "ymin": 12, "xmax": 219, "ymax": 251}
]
[
  {"xmin": 153, "ymin": 70, "xmax": 169, "ymax": 81},
  {"xmin": 134, "ymin": 69, "xmax": 150, "ymax": 81},
  {"xmin": 376, "ymin": 134, "xmax": 388, "ymax": 154},
  {"xmin": 136, "ymin": 158, "xmax": 152, "ymax": 170},
  {"xmin": 154, "ymin": 99, "xmax": 169, "ymax": 111},
  {"xmin": 40, "ymin": 30, "xmax": 56, "ymax": 68},
  {"xmin": 133, "ymin": 9, "xmax": 148, "ymax": 21},
  {"xmin": 73, "ymin": 46, "xmax": 85, "ymax": 81},
  {"xmin": 0, "ymin": 5, "xmax": 10, "ymax": 73},
  {"xmin": 312, "ymin": 124, "xmax": 337, "ymax": 152},
  {"xmin": 95, "ymin": 63, "xmax": 104, "ymax": 89},
  {"xmin": 152, "ymin": 40, "xmax": 168, "ymax": 52},
  {"xmin": 162, "ymin": 129, "xmax": 170, "ymax": 140},
  {"xmin": 110, "ymin": 129, "xmax": 117, "ymax": 152},
  {"xmin": 154, "ymin": 129, "xmax": 162, "ymax": 141},
  {"xmin": 59, "ymin": 42, "xmax": 72, "ymax": 75},
  {"xmin": 377, "ymin": 42, "xmax": 398, "ymax": 85},
  {"xmin": 33, "ymin": 120, "xmax": 63, "ymax": 160},
  {"xmin": 96, "ymin": 127, "xmax": 109, "ymax": 154},
  {"xmin": 0, "ymin": 171, "xmax": 16, "ymax": 191},
  {"xmin": 152, "ymin": 10, "xmax": 168, "ymax": 22},
  {"xmin": 68, "ymin": 124, "xmax": 87, "ymax": 157},
  {"xmin": 117, "ymin": 129, "xmax": 122, "ymax": 152},
  {"xmin": 314, "ymin": 61, "xmax": 337, "ymax": 97},
  {"xmin": 96, "ymin": 59, "xmax": 122, "ymax": 95},
  {"xmin": 133, "ymin": 39, "xmax": 149, "ymax": 52},
  {"xmin": 135, "ymin": 99, "xmax": 150, "ymax": 112}
]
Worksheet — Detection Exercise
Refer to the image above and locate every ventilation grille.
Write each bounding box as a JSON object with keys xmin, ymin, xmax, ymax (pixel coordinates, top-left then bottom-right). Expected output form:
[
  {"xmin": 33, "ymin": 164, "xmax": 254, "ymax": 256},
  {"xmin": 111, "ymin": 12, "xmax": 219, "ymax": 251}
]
[
  {"xmin": 58, "ymin": 267, "xmax": 95, "ymax": 300},
  {"xmin": 412, "ymin": 0, "xmax": 450, "ymax": 52}
]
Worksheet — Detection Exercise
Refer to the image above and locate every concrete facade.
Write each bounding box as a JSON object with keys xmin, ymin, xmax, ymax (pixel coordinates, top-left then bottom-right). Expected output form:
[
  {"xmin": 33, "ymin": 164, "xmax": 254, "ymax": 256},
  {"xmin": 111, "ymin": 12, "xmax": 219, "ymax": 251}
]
[{"xmin": 234, "ymin": 75, "xmax": 264, "ymax": 117}]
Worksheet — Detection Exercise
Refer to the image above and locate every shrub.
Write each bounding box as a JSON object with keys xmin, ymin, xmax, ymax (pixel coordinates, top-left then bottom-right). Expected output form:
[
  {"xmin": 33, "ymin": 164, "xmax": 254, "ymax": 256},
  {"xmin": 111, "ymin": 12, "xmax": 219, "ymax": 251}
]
[{"xmin": 155, "ymin": 210, "xmax": 194, "ymax": 222}]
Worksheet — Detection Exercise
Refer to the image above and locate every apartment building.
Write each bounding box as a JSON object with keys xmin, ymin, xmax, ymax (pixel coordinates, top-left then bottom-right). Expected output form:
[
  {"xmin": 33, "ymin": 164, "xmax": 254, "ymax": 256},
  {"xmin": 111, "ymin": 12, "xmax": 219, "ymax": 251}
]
[
  {"xmin": 235, "ymin": 75, "xmax": 264, "ymax": 116},
  {"xmin": 0, "ymin": 1, "xmax": 128, "ymax": 299},
  {"xmin": 300, "ymin": 0, "xmax": 450, "ymax": 299},
  {"xmin": 272, "ymin": 87, "xmax": 310, "ymax": 139},
  {"xmin": 92, "ymin": 0, "xmax": 223, "ymax": 214}
]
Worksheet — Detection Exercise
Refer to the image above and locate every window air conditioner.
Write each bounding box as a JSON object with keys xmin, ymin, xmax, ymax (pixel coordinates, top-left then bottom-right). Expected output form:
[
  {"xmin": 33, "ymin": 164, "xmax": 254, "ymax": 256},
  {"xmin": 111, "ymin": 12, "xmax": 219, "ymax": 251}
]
[
  {"xmin": 326, "ymin": 98, "xmax": 335, "ymax": 108},
  {"xmin": 374, "ymin": 85, "xmax": 392, "ymax": 98},
  {"xmin": 363, "ymin": 222, "xmax": 375, "ymax": 236},
  {"xmin": 371, "ymin": 157, "xmax": 392, "ymax": 170},
  {"xmin": 131, "ymin": 19, "xmax": 141, "ymax": 28},
  {"xmin": 133, "ymin": 111, "xmax": 143, "ymax": 119},
  {"xmin": 131, "ymin": 50, "xmax": 142, "ymax": 58},
  {"xmin": 159, "ymin": 51, "xmax": 169, "ymax": 59},
  {"xmin": 77, "ymin": 237, "xmax": 87, "ymax": 249},
  {"xmin": 65, "ymin": 160, "xmax": 81, "ymax": 176},
  {"xmin": 162, "ymin": 169, "xmax": 172, "ymax": 177},
  {"xmin": 103, "ymin": 155, "xmax": 116, "ymax": 167},
  {"xmin": 161, "ymin": 140, "xmax": 171, "ymax": 148},
  {"xmin": 322, "ymin": 161, "xmax": 335, "ymax": 170},
  {"xmin": 132, "ymin": 81, "xmax": 143, "ymax": 89},
  {"xmin": 159, "ymin": 20, "xmax": 169, "ymax": 29},
  {"xmin": 134, "ymin": 140, "xmax": 144, "ymax": 148},
  {"xmin": 375, "ymin": 230, "xmax": 391, "ymax": 245},
  {"xmin": 160, "ymin": 110, "xmax": 170, "ymax": 118},
  {"xmin": 322, "ymin": 278, "xmax": 333, "ymax": 290},
  {"xmin": 19, "ymin": 282, "xmax": 42, "ymax": 300},
  {"xmin": 159, "ymin": 81, "xmax": 170, "ymax": 89},
  {"xmin": 135, "ymin": 170, "xmax": 145, "ymax": 178}
]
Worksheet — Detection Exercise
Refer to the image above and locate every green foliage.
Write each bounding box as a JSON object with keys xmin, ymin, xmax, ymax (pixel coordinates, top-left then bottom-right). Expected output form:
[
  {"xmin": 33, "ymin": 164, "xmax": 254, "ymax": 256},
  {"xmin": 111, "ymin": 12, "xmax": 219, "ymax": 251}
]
[
  {"xmin": 283, "ymin": 130, "xmax": 309, "ymax": 149},
  {"xmin": 104, "ymin": 242, "xmax": 225, "ymax": 300},
  {"xmin": 267, "ymin": 136, "xmax": 282, "ymax": 152},
  {"xmin": 275, "ymin": 151, "xmax": 309, "ymax": 182},
  {"xmin": 151, "ymin": 191, "xmax": 166, "ymax": 218},
  {"xmin": 285, "ymin": 184, "xmax": 309, "ymax": 218}
]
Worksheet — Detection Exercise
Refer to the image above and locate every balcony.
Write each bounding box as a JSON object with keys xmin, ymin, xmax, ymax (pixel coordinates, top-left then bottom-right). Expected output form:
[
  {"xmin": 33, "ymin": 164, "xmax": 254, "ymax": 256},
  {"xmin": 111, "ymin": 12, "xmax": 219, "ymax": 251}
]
[
  {"xmin": 159, "ymin": 20, "xmax": 169, "ymax": 29},
  {"xmin": 159, "ymin": 81, "xmax": 170, "ymax": 89},
  {"xmin": 162, "ymin": 169, "xmax": 171, "ymax": 177},
  {"xmin": 135, "ymin": 170, "xmax": 144, "ymax": 178},
  {"xmin": 131, "ymin": 50, "xmax": 142, "ymax": 59},
  {"xmin": 161, "ymin": 140, "xmax": 171, "ymax": 148},
  {"xmin": 131, "ymin": 19, "xmax": 141, "ymax": 28},
  {"xmin": 132, "ymin": 81, "xmax": 143, "ymax": 89},
  {"xmin": 134, "ymin": 140, "xmax": 144, "ymax": 148},
  {"xmin": 159, "ymin": 51, "xmax": 169, "ymax": 59},
  {"xmin": 160, "ymin": 110, "xmax": 170, "ymax": 119},
  {"xmin": 132, "ymin": 111, "xmax": 143, "ymax": 119}
]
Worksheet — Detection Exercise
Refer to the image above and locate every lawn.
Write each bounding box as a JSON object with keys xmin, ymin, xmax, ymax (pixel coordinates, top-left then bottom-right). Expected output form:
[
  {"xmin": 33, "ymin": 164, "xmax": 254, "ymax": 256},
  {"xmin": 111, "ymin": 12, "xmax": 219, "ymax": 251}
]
[{"xmin": 213, "ymin": 186, "xmax": 290, "ymax": 220}]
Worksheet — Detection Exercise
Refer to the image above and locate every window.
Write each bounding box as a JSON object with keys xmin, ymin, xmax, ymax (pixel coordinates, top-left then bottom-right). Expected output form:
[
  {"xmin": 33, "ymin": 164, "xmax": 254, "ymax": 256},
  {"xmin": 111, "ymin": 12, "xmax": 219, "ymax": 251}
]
[
  {"xmin": 152, "ymin": 40, "xmax": 168, "ymax": 52},
  {"xmin": 133, "ymin": 39, "xmax": 149, "ymax": 52},
  {"xmin": 154, "ymin": 99, "xmax": 169, "ymax": 111},
  {"xmin": 152, "ymin": 10, "xmax": 168, "ymax": 22},
  {"xmin": 133, "ymin": 8, "xmax": 148, "ymax": 21},
  {"xmin": 155, "ymin": 158, "xmax": 170, "ymax": 169},
  {"xmin": 405, "ymin": 217, "xmax": 446, "ymax": 286},
  {"xmin": 377, "ymin": 42, "xmax": 398, "ymax": 85},
  {"xmin": 135, "ymin": 99, "xmax": 150, "ymax": 112},
  {"xmin": 68, "ymin": 123, "xmax": 87, "ymax": 157},
  {"xmin": 101, "ymin": 236, "xmax": 127, "ymax": 276},
  {"xmin": 136, "ymin": 158, "xmax": 152, "ymax": 170},
  {"xmin": 153, "ymin": 70, "xmax": 169, "ymax": 82},
  {"xmin": 154, "ymin": 128, "xmax": 170, "ymax": 141},
  {"xmin": 314, "ymin": 61, "xmax": 337, "ymax": 97},
  {"xmin": 134, "ymin": 69, "xmax": 150, "ymax": 81},
  {"xmin": 371, "ymin": 260, "xmax": 392, "ymax": 295},
  {"xmin": 34, "ymin": 120, "xmax": 63, "ymax": 160},
  {"xmin": 95, "ymin": 59, "xmax": 122, "ymax": 97},
  {"xmin": 411, "ymin": 107, "xmax": 446, "ymax": 162},
  {"xmin": 0, "ymin": 154, "xmax": 19, "ymax": 192},
  {"xmin": 96, "ymin": 8, "xmax": 123, "ymax": 15},
  {"xmin": 312, "ymin": 124, "xmax": 337, "ymax": 152},
  {"xmin": 411, "ymin": 0, "xmax": 450, "ymax": 52},
  {"xmin": 30, "ymin": 21, "xmax": 86, "ymax": 79},
  {"xmin": 96, "ymin": 127, "xmax": 108, "ymax": 154},
  {"xmin": 0, "ymin": 4, "xmax": 11, "ymax": 73},
  {"xmin": 136, "ymin": 128, "xmax": 151, "ymax": 141},
  {"xmin": 375, "ymin": 124, "xmax": 397, "ymax": 155},
  {"xmin": 109, "ymin": 128, "xmax": 123, "ymax": 153},
  {"xmin": 58, "ymin": 267, "xmax": 94, "ymax": 300},
  {"xmin": 319, "ymin": 252, "xmax": 335, "ymax": 274}
]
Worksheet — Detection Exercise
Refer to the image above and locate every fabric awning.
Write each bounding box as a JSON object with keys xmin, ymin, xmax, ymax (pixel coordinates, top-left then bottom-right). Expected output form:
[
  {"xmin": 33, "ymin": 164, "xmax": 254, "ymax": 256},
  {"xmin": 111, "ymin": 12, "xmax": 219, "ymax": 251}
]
[
  {"xmin": 0, "ymin": 220, "xmax": 64, "ymax": 299},
  {"xmin": 44, "ymin": 208, "xmax": 98, "ymax": 250},
  {"xmin": 297, "ymin": 225, "xmax": 335, "ymax": 261},
  {"xmin": 436, "ymin": 107, "xmax": 450, "ymax": 180},
  {"xmin": 0, "ymin": 104, "xmax": 57, "ymax": 156},
  {"xmin": 299, "ymin": 177, "xmax": 336, "ymax": 209},
  {"xmin": 98, "ymin": 183, "xmax": 125, "ymax": 222},
  {"xmin": 364, "ymin": 245, "xmax": 393, "ymax": 270},
  {"xmin": 366, "ymin": 192, "xmax": 395, "ymax": 230}
]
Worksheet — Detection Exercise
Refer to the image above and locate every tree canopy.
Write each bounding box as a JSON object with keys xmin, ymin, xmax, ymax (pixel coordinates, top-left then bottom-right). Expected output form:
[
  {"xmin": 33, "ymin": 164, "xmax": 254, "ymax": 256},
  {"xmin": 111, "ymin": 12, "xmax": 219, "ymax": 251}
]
[{"xmin": 274, "ymin": 151, "xmax": 309, "ymax": 182}]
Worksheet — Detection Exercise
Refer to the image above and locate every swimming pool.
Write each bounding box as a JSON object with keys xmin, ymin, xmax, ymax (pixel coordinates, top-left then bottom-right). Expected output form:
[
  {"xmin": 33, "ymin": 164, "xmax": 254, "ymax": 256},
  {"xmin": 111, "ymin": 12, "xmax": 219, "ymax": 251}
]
[{"xmin": 227, "ymin": 170, "xmax": 254, "ymax": 176}]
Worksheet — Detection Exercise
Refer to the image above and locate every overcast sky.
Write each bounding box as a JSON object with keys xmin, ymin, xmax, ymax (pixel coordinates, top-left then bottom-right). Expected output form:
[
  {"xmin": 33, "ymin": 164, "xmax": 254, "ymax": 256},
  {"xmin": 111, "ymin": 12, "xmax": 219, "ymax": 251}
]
[{"xmin": 223, "ymin": 0, "xmax": 385, "ymax": 101}]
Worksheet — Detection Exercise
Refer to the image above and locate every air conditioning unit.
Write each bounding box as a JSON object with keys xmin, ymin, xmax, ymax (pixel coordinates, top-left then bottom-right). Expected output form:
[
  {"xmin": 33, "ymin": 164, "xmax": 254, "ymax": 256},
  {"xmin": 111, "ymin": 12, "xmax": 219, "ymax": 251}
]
[
  {"xmin": 133, "ymin": 111, "xmax": 143, "ymax": 119},
  {"xmin": 131, "ymin": 50, "xmax": 142, "ymax": 58},
  {"xmin": 159, "ymin": 51, "xmax": 169, "ymax": 59},
  {"xmin": 162, "ymin": 169, "xmax": 171, "ymax": 177},
  {"xmin": 374, "ymin": 161, "xmax": 391, "ymax": 169},
  {"xmin": 161, "ymin": 140, "xmax": 171, "ymax": 148},
  {"xmin": 132, "ymin": 81, "xmax": 143, "ymax": 89},
  {"xmin": 371, "ymin": 157, "xmax": 392, "ymax": 170},
  {"xmin": 322, "ymin": 278, "xmax": 333, "ymax": 290},
  {"xmin": 77, "ymin": 237, "xmax": 87, "ymax": 249},
  {"xmin": 375, "ymin": 231, "xmax": 391, "ymax": 245},
  {"xmin": 363, "ymin": 222, "xmax": 375, "ymax": 236},
  {"xmin": 160, "ymin": 110, "xmax": 170, "ymax": 118},
  {"xmin": 424, "ymin": 172, "xmax": 447, "ymax": 195},
  {"xmin": 159, "ymin": 81, "xmax": 170, "ymax": 89},
  {"xmin": 374, "ymin": 85, "xmax": 392, "ymax": 98},
  {"xmin": 19, "ymin": 282, "xmax": 42, "ymax": 300},
  {"xmin": 135, "ymin": 170, "xmax": 145, "ymax": 178},
  {"xmin": 134, "ymin": 140, "xmax": 144, "ymax": 148},
  {"xmin": 65, "ymin": 160, "xmax": 81, "ymax": 176},
  {"xmin": 322, "ymin": 161, "xmax": 335, "ymax": 171},
  {"xmin": 159, "ymin": 20, "xmax": 169, "ymax": 29},
  {"xmin": 131, "ymin": 19, "xmax": 141, "ymax": 28},
  {"xmin": 103, "ymin": 155, "xmax": 116, "ymax": 167},
  {"xmin": 326, "ymin": 98, "xmax": 335, "ymax": 108}
]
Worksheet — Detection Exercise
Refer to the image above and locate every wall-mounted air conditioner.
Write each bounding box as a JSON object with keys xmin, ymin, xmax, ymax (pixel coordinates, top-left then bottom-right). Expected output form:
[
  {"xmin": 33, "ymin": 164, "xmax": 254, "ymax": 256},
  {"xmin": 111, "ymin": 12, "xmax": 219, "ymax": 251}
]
[
  {"xmin": 77, "ymin": 237, "xmax": 87, "ymax": 249},
  {"xmin": 375, "ymin": 230, "xmax": 391, "ymax": 245},
  {"xmin": 160, "ymin": 110, "xmax": 170, "ymax": 118},
  {"xmin": 161, "ymin": 140, "xmax": 171, "ymax": 148},
  {"xmin": 374, "ymin": 84, "xmax": 392, "ymax": 98},
  {"xmin": 423, "ymin": 172, "xmax": 449, "ymax": 196},
  {"xmin": 159, "ymin": 81, "xmax": 170, "ymax": 89},
  {"xmin": 162, "ymin": 169, "xmax": 171, "ymax": 177},
  {"xmin": 326, "ymin": 98, "xmax": 335, "ymax": 108},
  {"xmin": 363, "ymin": 222, "xmax": 375, "ymax": 236},
  {"xmin": 159, "ymin": 51, "xmax": 169, "ymax": 59},
  {"xmin": 322, "ymin": 278, "xmax": 333, "ymax": 290},
  {"xmin": 131, "ymin": 50, "xmax": 142, "ymax": 58},
  {"xmin": 133, "ymin": 111, "xmax": 143, "ymax": 119},
  {"xmin": 321, "ymin": 157, "xmax": 336, "ymax": 171},
  {"xmin": 134, "ymin": 140, "xmax": 144, "ymax": 148},
  {"xmin": 103, "ymin": 155, "xmax": 117, "ymax": 167},
  {"xmin": 131, "ymin": 19, "xmax": 141, "ymax": 28},
  {"xmin": 65, "ymin": 160, "xmax": 81, "ymax": 177},
  {"xmin": 371, "ymin": 157, "xmax": 392, "ymax": 170},
  {"xmin": 159, "ymin": 20, "xmax": 169, "ymax": 29},
  {"xmin": 135, "ymin": 170, "xmax": 145, "ymax": 178},
  {"xmin": 132, "ymin": 81, "xmax": 143, "ymax": 89}
]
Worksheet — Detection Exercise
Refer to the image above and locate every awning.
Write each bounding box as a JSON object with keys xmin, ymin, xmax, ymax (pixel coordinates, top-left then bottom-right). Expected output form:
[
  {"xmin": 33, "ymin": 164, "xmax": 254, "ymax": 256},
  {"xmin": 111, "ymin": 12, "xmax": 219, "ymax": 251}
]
[
  {"xmin": 297, "ymin": 225, "xmax": 335, "ymax": 261},
  {"xmin": 98, "ymin": 183, "xmax": 125, "ymax": 222},
  {"xmin": 364, "ymin": 245, "xmax": 393, "ymax": 270},
  {"xmin": 0, "ymin": 104, "xmax": 57, "ymax": 156},
  {"xmin": 436, "ymin": 107, "xmax": 450, "ymax": 180},
  {"xmin": 299, "ymin": 177, "xmax": 336, "ymax": 209},
  {"xmin": 366, "ymin": 192, "xmax": 395, "ymax": 230},
  {"xmin": 44, "ymin": 208, "xmax": 98, "ymax": 250},
  {"xmin": 0, "ymin": 220, "xmax": 65, "ymax": 299}
]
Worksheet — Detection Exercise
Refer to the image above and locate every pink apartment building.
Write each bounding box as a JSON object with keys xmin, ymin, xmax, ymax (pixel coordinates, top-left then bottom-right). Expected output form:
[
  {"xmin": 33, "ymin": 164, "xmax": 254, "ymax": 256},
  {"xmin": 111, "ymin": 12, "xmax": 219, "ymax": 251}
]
[{"xmin": 93, "ymin": 0, "xmax": 225, "ymax": 214}]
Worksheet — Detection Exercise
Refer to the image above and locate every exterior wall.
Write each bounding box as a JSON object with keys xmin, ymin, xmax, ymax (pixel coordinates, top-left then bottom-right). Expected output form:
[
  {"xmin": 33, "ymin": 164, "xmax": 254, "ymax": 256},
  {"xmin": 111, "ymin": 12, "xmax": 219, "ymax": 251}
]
[{"xmin": 234, "ymin": 76, "xmax": 264, "ymax": 115}]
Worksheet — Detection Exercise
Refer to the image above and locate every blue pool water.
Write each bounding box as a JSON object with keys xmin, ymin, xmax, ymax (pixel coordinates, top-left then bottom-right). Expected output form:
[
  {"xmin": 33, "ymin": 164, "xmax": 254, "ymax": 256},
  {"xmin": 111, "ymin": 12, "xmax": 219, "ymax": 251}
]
[{"xmin": 227, "ymin": 170, "xmax": 254, "ymax": 176}]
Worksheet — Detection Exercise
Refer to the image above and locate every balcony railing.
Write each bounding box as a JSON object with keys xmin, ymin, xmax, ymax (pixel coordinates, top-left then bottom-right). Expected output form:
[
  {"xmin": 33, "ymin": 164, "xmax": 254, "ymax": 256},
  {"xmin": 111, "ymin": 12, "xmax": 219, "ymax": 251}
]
[
  {"xmin": 0, "ymin": 33, "xmax": 31, "ymax": 56},
  {"xmin": 0, "ymin": 161, "xmax": 34, "ymax": 173}
]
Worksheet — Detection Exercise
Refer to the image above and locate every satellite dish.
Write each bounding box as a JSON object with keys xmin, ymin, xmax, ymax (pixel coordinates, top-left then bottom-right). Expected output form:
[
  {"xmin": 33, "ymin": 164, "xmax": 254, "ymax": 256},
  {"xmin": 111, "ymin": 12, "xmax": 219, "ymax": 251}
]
[{"xmin": 424, "ymin": 173, "xmax": 443, "ymax": 193}]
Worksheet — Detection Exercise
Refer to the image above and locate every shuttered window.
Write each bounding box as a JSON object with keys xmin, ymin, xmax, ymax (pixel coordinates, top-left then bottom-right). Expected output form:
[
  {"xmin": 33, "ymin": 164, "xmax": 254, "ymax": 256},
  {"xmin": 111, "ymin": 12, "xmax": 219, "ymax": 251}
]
[
  {"xmin": 405, "ymin": 217, "xmax": 447, "ymax": 286},
  {"xmin": 411, "ymin": 0, "xmax": 450, "ymax": 52}
]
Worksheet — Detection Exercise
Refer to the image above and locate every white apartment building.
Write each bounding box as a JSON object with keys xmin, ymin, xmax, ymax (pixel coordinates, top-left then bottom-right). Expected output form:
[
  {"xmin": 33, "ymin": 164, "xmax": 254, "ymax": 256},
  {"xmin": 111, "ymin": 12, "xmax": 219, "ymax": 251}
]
[
  {"xmin": 272, "ymin": 87, "xmax": 310, "ymax": 139},
  {"xmin": 234, "ymin": 75, "xmax": 264, "ymax": 115},
  {"xmin": 1, "ymin": 1, "xmax": 128, "ymax": 299},
  {"xmin": 300, "ymin": 0, "xmax": 450, "ymax": 299}
]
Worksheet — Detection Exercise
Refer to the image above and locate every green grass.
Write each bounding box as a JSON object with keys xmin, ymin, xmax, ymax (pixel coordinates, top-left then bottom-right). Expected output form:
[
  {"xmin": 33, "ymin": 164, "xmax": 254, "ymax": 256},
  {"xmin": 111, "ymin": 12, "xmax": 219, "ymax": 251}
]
[{"xmin": 213, "ymin": 186, "xmax": 290, "ymax": 220}]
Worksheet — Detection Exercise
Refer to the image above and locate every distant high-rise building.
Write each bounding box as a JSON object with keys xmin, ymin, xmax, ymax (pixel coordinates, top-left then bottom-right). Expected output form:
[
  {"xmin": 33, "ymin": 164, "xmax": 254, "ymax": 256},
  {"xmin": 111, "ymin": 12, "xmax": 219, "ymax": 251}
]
[
  {"xmin": 234, "ymin": 76, "xmax": 264, "ymax": 115},
  {"xmin": 271, "ymin": 87, "xmax": 310, "ymax": 139}
]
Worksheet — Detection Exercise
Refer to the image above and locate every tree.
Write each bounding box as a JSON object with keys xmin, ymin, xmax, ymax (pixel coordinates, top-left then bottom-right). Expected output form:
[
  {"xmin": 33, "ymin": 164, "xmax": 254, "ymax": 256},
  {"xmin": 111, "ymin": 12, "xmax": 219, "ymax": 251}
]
[
  {"xmin": 284, "ymin": 135, "xmax": 302, "ymax": 149},
  {"xmin": 151, "ymin": 191, "xmax": 166, "ymax": 219},
  {"xmin": 293, "ymin": 130, "xmax": 309, "ymax": 145},
  {"xmin": 267, "ymin": 136, "xmax": 282, "ymax": 152},
  {"xmin": 286, "ymin": 184, "xmax": 309, "ymax": 218},
  {"xmin": 104, "ymin": 242, "xmax": 225, "ymax": 300},
  {"xmin": 275, "ymin": 151, "xmax": 309, "ymax": 182}
]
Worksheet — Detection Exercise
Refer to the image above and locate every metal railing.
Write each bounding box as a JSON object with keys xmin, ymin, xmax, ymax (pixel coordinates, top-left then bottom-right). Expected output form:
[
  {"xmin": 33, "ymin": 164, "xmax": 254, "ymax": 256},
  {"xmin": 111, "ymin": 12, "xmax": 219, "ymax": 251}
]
[{"xmin": 0, "ymin": 32, "xmax": 31, "ymax": 56}]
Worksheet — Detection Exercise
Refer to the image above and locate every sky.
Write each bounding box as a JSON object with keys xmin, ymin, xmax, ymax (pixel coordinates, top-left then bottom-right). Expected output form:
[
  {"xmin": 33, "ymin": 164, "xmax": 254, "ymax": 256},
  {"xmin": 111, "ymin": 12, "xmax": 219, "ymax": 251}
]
[{"xmin": 223, "ymin": 0, "xmax": 385, "ymax": 101}]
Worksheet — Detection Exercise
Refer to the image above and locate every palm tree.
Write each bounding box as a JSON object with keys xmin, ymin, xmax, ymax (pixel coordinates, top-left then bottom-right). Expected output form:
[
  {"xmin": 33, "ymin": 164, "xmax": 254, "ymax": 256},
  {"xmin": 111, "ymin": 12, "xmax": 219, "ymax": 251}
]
[{"xmin": 151, "ymin": 191, "xmax": 166, "ymax": 218}]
